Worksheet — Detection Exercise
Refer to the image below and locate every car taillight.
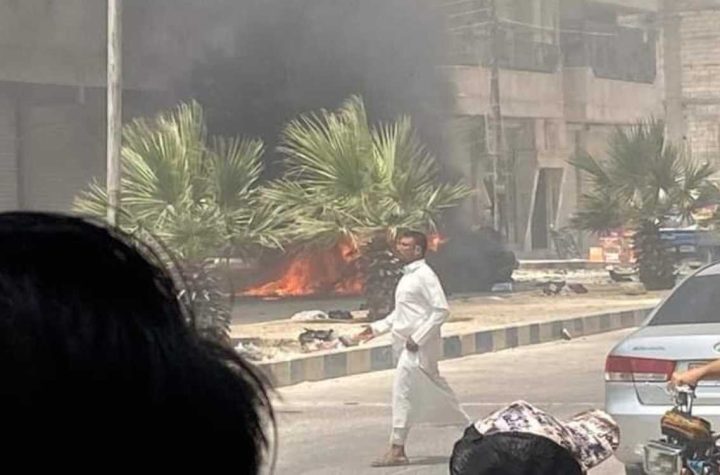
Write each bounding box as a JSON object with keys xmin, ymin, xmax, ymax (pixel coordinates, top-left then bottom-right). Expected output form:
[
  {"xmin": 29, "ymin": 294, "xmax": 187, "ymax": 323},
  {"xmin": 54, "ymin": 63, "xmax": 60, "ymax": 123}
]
[{"xmin": 605, "ymin": 355, "xmax": 676, "ymax": 383}]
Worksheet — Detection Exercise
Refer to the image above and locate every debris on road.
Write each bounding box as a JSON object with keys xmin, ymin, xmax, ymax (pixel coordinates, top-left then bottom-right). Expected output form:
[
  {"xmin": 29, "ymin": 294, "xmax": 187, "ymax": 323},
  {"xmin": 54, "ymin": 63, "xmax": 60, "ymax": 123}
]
[
  {"xmin": 621, "ymin": 282, "xmax": 648, "ymax": 296},
  {"xmin": 328, "ymin": 309, "xmax": 353, "ymax": 320},
  {"xmin": 541, "ymin": 281, "xmax": 566, "ymax": 296},
  {"xmin": 568, "ymin": 283, "xmax": 589, "ymax": 294},
  {"xmin": 235, "ymin": 341, "xmax": 269, "ymax": 361},
  {"xmin": 291, "ymin": 310, "xmax": 329, "ymax": 321},
  {"xmin": 608, "ymin": 267, "xmax": 637, "ymax": 283},
  {"xmin": 298, "ymin": 328, "xmax": 349, "ymax": 352}
]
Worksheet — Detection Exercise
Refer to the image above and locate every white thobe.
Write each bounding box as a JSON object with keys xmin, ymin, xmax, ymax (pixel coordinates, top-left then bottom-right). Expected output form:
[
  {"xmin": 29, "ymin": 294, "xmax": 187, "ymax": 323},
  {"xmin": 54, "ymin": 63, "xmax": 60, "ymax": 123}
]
[{"xmin": 371, "ymin": 259, "xmax": 469, "ymax": 441}]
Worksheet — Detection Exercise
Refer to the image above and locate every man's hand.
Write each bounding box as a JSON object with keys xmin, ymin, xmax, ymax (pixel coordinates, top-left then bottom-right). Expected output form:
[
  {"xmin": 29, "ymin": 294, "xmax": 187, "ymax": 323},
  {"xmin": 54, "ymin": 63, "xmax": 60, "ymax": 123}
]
[
  {"xmin": 405, "ymin": 337, "xmax": 419, "ymax": 352},
  {"xmin": 671, "ymin": 369, "xmax": 703, "ymax": 388},
  {"xmin": 354, "ymin": 326, "xmax": 374, "ymax": 344}
]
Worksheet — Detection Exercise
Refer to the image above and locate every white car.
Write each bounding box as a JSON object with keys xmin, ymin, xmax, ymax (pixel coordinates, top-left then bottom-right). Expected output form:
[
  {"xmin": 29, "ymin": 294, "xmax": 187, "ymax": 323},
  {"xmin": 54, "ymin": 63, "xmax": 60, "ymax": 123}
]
[{"xmin": 605, "ymin": 262, "xmax": 720, "ymax": 474}]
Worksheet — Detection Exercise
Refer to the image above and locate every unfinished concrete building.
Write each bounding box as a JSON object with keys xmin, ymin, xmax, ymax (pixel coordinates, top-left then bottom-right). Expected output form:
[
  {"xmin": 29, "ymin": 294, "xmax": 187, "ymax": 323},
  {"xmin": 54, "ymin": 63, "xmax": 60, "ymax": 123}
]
[{"xmin": 443, "ymin": 0, "xmax": 663, "ymax": 255}]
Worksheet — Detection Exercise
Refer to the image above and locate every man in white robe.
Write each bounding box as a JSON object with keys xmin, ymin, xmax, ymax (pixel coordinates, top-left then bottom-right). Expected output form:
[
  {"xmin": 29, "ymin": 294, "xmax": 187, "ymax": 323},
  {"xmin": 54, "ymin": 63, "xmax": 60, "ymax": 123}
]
[{"xmin": 356, "ymin": 230, "xmax": 469, "ymax": 467}]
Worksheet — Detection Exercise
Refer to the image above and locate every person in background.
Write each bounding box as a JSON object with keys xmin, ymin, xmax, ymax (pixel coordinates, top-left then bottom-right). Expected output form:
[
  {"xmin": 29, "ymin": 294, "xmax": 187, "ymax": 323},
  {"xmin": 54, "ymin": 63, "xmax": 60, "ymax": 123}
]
[
  {"xmin": 354, "ymin": 229, "xmax": 469, "ymax": 467},
  {"xmin": 0, "ymin": 212, "xmax": 273, "ymax": 470},
  {"xmin": 450, "ymin": 401, "xmax": 620, "ymax": 475}
]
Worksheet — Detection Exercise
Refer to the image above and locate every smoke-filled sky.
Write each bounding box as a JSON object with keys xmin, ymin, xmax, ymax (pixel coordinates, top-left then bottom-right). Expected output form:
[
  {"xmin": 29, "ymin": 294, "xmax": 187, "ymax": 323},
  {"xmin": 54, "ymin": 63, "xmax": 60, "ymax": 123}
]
[{"xmin": 167, "ymin": 0, "xmax": 455, "ymax": 173}]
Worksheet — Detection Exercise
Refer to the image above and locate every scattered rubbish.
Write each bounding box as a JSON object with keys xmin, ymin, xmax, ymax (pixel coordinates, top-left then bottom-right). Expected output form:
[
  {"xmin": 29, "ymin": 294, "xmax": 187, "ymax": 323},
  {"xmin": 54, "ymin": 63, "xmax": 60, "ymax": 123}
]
[
  {"xmin": 567, "ymin": 283, "xmax": 589, "ymax": 294},
  {"xmin": 541, "ymin": 281, "xmax": 566, "ymax": 296},
  {"xmin": 621, "ymin": 282, "xmax": 647, "ymax": 296},
  {"xmin": 328, "ymin": 309, "xmax": 353, "ymax": 320},
  {"xmin": 338, "ymin": 335, "xmax": 357, "ymax": 347},
  {"xmin": 562, "ymin": 328, "xmax": 573, "ymax": 341},
  {"xmin": 298, "ymin": 328, "xmax": 335, "ymax": 344},
  {"xmin": 491, "ymin": 282, "xmax": 513, "ymax": 293},
  {"xmin": 290, "ymin": 310, "xmax": 329, "ymax": 322},
  {"xmin": 298, "ymin": 328, "xmax": 348, "ymax": 352},
  {"xmin": 235, "ymin": 341, "xmax": 265, "ymax": 361},
  {"xmin": 290, "ymin": 309, "xmax": 355, "ymax": 322},
  {"xmin": 607, "ymin": 266, "xmax": 637, "ymax": 283}
]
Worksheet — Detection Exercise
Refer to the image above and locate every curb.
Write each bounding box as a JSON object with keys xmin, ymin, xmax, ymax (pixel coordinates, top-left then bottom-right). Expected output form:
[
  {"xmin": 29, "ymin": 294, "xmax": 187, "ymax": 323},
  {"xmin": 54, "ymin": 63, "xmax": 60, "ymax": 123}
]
[{"xmin": 256, "ymin": 307, "xmax": 654, "ymax": 388}]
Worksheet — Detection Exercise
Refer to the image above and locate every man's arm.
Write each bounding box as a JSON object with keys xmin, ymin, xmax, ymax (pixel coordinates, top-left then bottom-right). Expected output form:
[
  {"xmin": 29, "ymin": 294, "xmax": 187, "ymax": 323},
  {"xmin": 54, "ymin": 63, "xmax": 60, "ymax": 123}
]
[
  {"xmin": 370, "ymin": 309, "xmax": 396, "ymax": 336},
  {"xmin": 672, "ymin": 359, "xmax": 720, "ymax": 387},
  {"xmin": 410, "ymin": 271, "xmax": 449, "ymax": 347}
]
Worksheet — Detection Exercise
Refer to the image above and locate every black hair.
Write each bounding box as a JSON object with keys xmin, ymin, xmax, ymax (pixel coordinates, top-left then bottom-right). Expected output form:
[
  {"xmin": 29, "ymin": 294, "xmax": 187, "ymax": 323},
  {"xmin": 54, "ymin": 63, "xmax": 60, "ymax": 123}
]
[
  {"xmin": 450, "ymin": 427, "xmax": 583, "ymax": 475},
  {"xmin": 0, "ymin": 212, "xmax": 273, "ymax": 470},
  {"xmin": 397, "ymin": 229, "xmax": 428, "ymax": 256}
]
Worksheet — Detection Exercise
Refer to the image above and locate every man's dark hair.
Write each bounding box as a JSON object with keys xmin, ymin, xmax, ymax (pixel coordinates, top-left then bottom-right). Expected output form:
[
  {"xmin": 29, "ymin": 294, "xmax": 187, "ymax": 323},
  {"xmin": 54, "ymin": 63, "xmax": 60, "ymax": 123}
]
[
  {"xmin": 398, "ymin": 229, "xmax": 428, "ymax": 256},
  {"xmin": 450, "ymin": 427, "xmax": 583, "ymax": 475},
  {"xmin": 0, "ymin": 212, "xmax": 273, "ymax": 470}
]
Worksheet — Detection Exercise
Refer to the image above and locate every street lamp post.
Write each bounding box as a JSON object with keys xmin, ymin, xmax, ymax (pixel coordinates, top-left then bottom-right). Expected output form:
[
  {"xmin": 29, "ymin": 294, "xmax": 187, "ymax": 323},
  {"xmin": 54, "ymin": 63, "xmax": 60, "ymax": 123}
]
[{"xmin": 106, "ymin": 0, "xmax": 122, "ymax": 226}]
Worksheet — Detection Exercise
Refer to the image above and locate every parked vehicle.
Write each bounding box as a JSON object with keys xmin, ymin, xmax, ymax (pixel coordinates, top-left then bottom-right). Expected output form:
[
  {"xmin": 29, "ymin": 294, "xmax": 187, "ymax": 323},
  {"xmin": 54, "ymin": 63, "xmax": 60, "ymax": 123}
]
[{"xmin": 605, "ymin": 261, "xmax": 720, "ymax": 474}]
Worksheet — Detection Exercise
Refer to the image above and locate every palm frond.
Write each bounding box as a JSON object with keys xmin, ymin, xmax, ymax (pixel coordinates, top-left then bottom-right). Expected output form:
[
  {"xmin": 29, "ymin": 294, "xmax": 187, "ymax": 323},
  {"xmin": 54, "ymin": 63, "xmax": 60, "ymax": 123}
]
[
  {"xmin": 570, "ymin": 117, "xmax": 718, "ymax": 232},
  {"xmin": 269, "ymin": 95, "xmax": 469, "ymax": 243}
]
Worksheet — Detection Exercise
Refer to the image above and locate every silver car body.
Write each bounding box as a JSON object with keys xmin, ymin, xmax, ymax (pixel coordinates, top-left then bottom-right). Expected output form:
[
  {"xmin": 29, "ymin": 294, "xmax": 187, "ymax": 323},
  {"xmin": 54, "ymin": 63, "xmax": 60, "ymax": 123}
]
[{"xmin": 605, "ymin": 262, "xmax": 720, "ymax": 470}]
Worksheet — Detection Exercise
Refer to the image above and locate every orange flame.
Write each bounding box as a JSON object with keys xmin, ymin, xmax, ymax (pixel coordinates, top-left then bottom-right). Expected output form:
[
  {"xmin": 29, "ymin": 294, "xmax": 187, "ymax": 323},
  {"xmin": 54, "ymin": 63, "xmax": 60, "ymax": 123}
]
[
  {"xmin": 428, "ymin": 233, "xmax": 447, "ymax": 253},
  {"xmin": 243, "ymin": 240, "xmax": 364, "ymax": 298}
]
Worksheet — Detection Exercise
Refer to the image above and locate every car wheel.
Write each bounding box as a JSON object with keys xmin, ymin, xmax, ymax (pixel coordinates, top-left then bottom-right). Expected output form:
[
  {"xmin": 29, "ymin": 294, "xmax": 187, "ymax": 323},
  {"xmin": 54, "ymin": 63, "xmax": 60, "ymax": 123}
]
[{"xmin": 625, "ymin": 465, "xmax": 645, "ymax": 475}]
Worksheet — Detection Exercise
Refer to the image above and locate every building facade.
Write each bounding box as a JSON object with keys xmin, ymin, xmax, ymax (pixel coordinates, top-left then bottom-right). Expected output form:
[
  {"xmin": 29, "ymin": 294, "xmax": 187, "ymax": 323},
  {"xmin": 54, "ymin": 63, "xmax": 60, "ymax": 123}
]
[
  {"xmin": 663, "ymin": 0, "xmax": 720, "ymax": 167},
  {"xmin": 443, "ymin": 0, "xmax": 664, "ymax": 254}
]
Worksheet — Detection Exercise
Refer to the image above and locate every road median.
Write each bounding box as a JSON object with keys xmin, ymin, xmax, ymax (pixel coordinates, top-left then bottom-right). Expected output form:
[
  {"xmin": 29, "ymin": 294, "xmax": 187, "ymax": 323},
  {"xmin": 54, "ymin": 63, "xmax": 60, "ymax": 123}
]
[{"xmin": 257, "ymin": 306, "xmax": 654, "ymax": 387}]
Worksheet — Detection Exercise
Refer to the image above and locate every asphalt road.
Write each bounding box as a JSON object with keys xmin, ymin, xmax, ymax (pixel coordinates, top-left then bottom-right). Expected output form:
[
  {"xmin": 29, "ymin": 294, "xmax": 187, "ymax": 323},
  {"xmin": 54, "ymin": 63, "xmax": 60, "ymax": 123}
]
[{"xmin": 270, "ymin": 329, "xmax": 636, "ymax": 475}]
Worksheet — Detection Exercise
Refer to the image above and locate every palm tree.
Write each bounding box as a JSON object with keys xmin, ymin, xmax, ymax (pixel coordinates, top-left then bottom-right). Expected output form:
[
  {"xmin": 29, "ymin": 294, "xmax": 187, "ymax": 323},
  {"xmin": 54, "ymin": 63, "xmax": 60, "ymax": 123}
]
[
  {"xmin": 265, "ymin": 96, "xmax": 470, "ymax": 318},
  {"xmin": 75, "ymin": 101, "xmax": 286, "ymax": 341},
  {"xmin": 571, "ymin": 119, "xmax": 718, "ymax": 290}
]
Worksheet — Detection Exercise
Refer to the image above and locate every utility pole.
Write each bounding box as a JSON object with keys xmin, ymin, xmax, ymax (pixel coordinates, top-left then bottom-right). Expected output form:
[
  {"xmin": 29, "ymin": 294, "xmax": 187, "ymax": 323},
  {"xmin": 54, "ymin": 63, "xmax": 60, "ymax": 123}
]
[
  {"xmin": 107, "ymin": 0, "xmax": 122, "ymax": 226},
  {"xmin": 488, "ymin": 0, "xmax": 505, "ymax": 235}
]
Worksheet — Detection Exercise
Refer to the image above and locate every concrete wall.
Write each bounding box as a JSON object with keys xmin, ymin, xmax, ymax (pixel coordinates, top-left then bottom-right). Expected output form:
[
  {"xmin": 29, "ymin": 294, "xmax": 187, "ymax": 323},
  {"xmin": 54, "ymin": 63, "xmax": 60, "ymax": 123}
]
[
  {"xmin": 0, "ymin": 92, "xmax": 18, "ymax": 210},
  {"xmin": 677, "ymin": 2, "xmax": 720, "ymax": 163},
  {"xmin": 564, "ymin": 68, "xmax": 663, "ymax": 123},
  {"xmin": 590, "ymin": 0, "xmax": 659, "ymax": 11},
  {"xmin": 451, "ymin": 66, "xmax": 565, "ymax": 119}
]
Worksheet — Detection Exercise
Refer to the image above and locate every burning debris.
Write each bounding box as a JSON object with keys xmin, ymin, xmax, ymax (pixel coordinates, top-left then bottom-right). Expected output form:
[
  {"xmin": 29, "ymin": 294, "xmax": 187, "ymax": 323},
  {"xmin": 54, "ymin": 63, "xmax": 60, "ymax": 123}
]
[{"xmin": 243, "ymin": 240, "xmax": 363, "ymax": 298}]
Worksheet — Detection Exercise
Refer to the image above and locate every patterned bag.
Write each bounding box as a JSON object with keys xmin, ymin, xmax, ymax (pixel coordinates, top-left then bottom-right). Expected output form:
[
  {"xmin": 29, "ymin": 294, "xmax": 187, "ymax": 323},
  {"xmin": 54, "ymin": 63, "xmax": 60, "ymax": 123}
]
[{"xmin": 661, "ymin": 409, "xmax": 712, "ymax": 442}]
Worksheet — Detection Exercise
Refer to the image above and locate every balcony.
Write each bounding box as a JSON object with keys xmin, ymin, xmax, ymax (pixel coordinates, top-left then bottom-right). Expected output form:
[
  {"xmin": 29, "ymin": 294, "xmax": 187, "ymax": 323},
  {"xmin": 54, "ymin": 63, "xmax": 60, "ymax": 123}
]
[
  {"xmin": 561, "ymin": 23, "xmax": 657, "ymax": 84},
  {"xmin": 448, "ymin": 20, "xmax": 561, "ymax": 73}
]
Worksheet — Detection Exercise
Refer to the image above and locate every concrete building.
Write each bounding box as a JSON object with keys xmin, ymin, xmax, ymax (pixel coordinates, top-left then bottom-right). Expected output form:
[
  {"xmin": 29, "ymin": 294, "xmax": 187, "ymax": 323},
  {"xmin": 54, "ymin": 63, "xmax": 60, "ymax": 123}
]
[
  {"xmin": 1, "ymin": 0, "xmax": 716, "ymax": 260},
  {"xmin": 443, "ymin": 0, "xmax": 663, "ymax": 254},
  {"xmin": 663, "ymin": 0, "xmax": 720, "ymax": 166}
]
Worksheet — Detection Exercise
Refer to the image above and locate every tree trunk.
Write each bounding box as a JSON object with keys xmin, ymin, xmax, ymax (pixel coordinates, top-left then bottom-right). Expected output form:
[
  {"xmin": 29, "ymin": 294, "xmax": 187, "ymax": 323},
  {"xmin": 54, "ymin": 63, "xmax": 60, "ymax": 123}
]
[
  {"xmin": 634, "ymin": 220, "xmax": 676, "ymax": 291},
  {"xmin": 360, "ymin": 234, "xmax": 403, "ymax": 321},
  {"xmin": 181, "ymin": 261, "xmax": 232, "ymax": 344}
]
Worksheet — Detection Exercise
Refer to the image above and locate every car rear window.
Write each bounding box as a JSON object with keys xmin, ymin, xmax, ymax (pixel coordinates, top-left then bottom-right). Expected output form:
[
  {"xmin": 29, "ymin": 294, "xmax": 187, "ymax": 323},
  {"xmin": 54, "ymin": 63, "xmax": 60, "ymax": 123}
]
[{"xmin": 650, "ymin": 275, "xmax": 720, "ymax": 325}]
